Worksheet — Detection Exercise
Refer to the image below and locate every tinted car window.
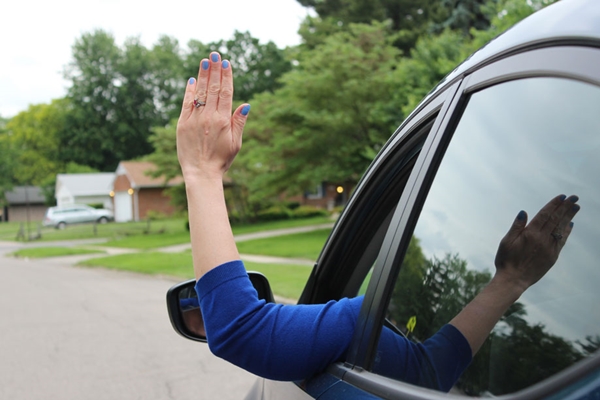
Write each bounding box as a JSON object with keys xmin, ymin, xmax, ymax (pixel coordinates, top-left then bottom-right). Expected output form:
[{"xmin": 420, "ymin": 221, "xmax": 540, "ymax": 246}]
[{"xmin": 380, "ymin": 77, "xmax": 600, "ymax": 395}]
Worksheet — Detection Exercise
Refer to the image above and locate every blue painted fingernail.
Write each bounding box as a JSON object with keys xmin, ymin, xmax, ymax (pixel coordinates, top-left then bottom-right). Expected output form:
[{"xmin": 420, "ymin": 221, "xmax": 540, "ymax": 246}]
[
  {"xmin": 188, "ymin": 77, "xmax": 195, "ymax": 85},
  {"xmin": 569, "ymin": 195, "xmax": 579, "ymax": 202},
  {"xmin": 241, "ymin": 104, "xmax": 251, "ymax": 116},
  {"xmin": 573, "ymin": 204, "xmax": 580, "ymax": 212},
  {"xmin": 211, "ymin": 53, "xmax": 219, "ymax": 62},
  {"xmin": 517, "ymin": 210, "xmax": 526, "ymax": 221},
  {"xmin": 559, "ymin": 195, "xmax": 566, "ymax": 201},
  {"xmin": 222, "ymin": 60, "xmax": 230, "ymax": 69},
  {"xmin": 201, "ymin": 60, "xmax": 209, "ymax": 70},
  {"xmin": 570, "ymin": 222, "xmax": 574, "ymax": 228}
]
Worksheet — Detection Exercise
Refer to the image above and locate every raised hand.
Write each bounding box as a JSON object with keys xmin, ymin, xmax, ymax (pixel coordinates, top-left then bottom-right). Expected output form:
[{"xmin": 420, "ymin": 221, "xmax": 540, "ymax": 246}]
[
  {"xmin": 494, "ymin": 194, "xmax": 580, "ymax": 291},
  {"xmin": 176, "ymin": 52, "xmax": 250, "ymax": 180}
]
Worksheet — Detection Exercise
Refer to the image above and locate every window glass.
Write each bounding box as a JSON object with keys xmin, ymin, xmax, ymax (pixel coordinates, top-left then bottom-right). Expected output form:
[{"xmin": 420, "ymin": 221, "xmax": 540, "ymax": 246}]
[{"xmin": 377, "ymin": 77, "xmax": 600, "ymax": 395}]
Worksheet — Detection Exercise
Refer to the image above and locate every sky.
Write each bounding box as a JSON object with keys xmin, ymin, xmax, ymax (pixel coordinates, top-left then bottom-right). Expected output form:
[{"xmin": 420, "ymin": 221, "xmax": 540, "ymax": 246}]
[{"xmin": 1, "ymin": 0, "xmax": 313, "ymax": 118}]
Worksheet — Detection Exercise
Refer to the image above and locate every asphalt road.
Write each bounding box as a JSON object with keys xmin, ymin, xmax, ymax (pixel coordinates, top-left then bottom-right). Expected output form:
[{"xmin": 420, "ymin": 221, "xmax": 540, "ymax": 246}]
[{"xmin": 0, "ymin": 244, "xmax": 257, "ymax": 400}]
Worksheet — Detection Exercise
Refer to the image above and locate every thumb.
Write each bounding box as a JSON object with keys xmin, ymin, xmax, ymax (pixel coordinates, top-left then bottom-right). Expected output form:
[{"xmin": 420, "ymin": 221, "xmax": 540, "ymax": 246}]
[
  {"xmin": 503, "ymin": 210, "xmax": 528, "ymax": 243},
  {"xmin": 232, "ymin": 103, "xmax": 250, "ymax": 141}
]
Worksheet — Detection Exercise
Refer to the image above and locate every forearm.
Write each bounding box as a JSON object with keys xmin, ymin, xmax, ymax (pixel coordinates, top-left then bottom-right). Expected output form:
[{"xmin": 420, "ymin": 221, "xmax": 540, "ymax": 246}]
[
  {"xmin": 185, "ymin": 175, "xmax": 239, "ymax": 280},
  {"xmin": 449, "ymin": 275, "xmax": 524, "ymax": 355}
]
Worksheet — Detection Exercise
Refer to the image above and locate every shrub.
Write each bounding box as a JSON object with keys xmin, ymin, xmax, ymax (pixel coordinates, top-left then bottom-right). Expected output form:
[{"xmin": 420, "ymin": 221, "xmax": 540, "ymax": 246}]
[
  {"xmin": 145, "ymin": 210, "xmax": 169, "ymax": 220},
  {"xmin": 257, "ymin": 205, "xmax": 293, "ymax": 221},
  {"xmin": 291, "ymin": 205, "xmax": 330, "ymax": 219}
]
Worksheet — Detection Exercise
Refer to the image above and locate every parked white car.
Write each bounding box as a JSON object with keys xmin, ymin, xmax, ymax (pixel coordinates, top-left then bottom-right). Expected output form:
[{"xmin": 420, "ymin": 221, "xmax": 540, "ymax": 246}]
[{"xmin": 43, "ymin": 204, "xmax": 114, "ymax": 229}]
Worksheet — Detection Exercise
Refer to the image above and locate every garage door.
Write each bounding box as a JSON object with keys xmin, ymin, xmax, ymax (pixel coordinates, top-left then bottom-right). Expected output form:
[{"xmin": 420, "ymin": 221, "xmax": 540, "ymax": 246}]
[{"xmin": 114, "ymin": 192, "xmax": 133, "ymax": 222}]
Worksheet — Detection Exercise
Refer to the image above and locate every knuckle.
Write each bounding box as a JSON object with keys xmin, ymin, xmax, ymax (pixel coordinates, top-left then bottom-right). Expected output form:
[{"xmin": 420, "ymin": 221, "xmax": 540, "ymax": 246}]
[
  {"xmin": 207, "ymin": 83, "xmax": 221, "ymax": 95},
  {"xmin": 219, "ymin": 87, "xmax": 233, "ymax": 98}
]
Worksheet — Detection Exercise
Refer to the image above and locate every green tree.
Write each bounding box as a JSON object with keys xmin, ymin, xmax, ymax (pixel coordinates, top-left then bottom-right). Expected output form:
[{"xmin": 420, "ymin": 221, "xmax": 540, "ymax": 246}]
[
  {"xmin": 61, "ymin": 30, "xmax": 168, "ymax": 171},
  {"xmin": 237, "ymin": 22, "xmax": 403, "ymax": 200},
  {"xmin": 5, "ymin": 100, "xmax": 68, "ymax": 186}
]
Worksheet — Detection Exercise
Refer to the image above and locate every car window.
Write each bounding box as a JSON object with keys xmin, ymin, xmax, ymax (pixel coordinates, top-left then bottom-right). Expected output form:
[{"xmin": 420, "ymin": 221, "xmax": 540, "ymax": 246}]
[{"xmin": 377, "ymin": 77, "xmax": 600, "ymax": 395}]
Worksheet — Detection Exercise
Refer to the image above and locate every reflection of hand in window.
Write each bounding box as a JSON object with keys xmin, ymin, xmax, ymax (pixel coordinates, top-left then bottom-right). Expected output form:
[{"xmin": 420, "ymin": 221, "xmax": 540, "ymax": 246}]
[{"xmin": 450, "ymin": 194, "xmax": 580, "ymax": 355}]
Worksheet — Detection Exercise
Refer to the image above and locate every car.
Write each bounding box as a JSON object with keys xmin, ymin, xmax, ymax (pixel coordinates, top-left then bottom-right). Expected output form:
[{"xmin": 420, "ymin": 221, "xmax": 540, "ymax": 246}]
[
  {"xmin": 43, "ymin": 204, "xmax": 114, "ymax": 229},
  {"xmin": 167, "ymin": 0, "xmax": 600, "ymax": 399}
]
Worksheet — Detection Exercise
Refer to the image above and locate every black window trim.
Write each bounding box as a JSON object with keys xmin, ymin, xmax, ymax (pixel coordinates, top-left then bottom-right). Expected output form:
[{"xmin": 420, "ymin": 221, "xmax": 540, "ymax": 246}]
[
  {"xmin": 343, "ymin": 79, "xmax": 463, "ymax": 368},
  {"xmin": 340, "ymin": 45, "xmax": 600, "ymax": 399}
]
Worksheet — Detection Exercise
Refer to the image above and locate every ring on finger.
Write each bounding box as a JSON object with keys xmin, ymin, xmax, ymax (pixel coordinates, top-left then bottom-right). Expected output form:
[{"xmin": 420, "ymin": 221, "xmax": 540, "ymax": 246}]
[
  {"xmin": 551, "ymin": 232, "xmax": 563, "ymax": 240},
  {"xmin": 194, "ymin": 98, "xmax": 206, "ymax": 108}
]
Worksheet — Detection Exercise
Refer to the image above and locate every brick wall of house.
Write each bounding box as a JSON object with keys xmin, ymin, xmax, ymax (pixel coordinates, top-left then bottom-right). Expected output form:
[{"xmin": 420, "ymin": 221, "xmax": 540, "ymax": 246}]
[
  {"xmin": 113, "ymin": 174, "xmax": 131, "ymax": 192},
  {"xmin": 138, "ymin": 188, "xmax": 176, "ymax": 219}
]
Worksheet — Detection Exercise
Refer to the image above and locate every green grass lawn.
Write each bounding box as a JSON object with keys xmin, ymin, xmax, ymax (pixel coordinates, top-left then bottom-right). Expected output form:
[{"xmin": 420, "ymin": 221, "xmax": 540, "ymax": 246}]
[
  {"xmin": 77, "ymin": 252, "xmax": 311, "ymax": 300},
  {"xmin": 101, "ymin": 216, "xmax": 334, "ymax": 249},
  {"xmin": 10, "ymin": 247, "xmax": 106, "ymax": 258},
  {"xmin": 236, "ymin": 228, "xmax": 332, "ymax": 260}
]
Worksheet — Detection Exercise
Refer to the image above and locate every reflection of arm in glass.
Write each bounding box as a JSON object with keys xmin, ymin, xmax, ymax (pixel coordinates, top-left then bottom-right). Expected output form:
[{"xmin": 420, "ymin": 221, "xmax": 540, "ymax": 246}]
[
  {"xmin": 175, "ymin": 53, "xmax": 580, "ymax": 389},
  {"xmin": 449, "ymin": 195, "xmax": 580, "ymax": 355}
]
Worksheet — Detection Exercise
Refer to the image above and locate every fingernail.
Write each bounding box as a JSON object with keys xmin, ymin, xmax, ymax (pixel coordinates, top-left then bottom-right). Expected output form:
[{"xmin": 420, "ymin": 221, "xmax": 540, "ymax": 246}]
[
  {"xmin": 573, "ymin": 204, "xmax": 580, "ymax": 212},
  {"xmin": 569, "ymin": 195, "xmax": 579, "ymax": 203},
  {"xmin": 559, "ymin": 194, "xmax": 566, "ymax": 201},
  {"xmin": 241, "ymin": 104, "xmax": 251, "ymax": 116},
  {"xmin": 201, "ymin": 60, "xmax": 209, "ymax": 70},
  {"xmin": 211, "ymin": 53, "xmax": 219, "ymax": 62},
  {"xmin": 517, "ymin": 210, "xmax": 526, "ymax": 221},
  {"xmin": 570, "ymin": 222, "xmax": 575, "ymax": 228},
  {"xmin": 222, "ymin": 60, "xmax": 230, "ymax": 69},
  {"xmin": 188, "ymin": 77, "xmax": 195, "ymax": 85}
]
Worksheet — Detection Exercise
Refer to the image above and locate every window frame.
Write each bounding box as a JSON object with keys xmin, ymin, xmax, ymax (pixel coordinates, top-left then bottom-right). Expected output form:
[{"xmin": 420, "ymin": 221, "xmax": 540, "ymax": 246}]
[{"xmin": 335, "ymin": 45, "xmax": 600, "ymax": 399}]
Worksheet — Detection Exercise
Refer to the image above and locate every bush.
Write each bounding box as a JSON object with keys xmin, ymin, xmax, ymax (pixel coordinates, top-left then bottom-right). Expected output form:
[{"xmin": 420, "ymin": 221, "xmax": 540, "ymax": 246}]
[
  {"xmin": 145, "ymin": 210, "xmax": 169, "ymax": 220},
  {"xmin": 291, "ymin": 205, "xmax": 329, "ymax": 219},
  {"xmin": 256, "ymin": 205, "xmax": 293, "ymax": 221},
  {"xmin": 87, "ymin": 203, "xmax": 105, "ymax": 209}
]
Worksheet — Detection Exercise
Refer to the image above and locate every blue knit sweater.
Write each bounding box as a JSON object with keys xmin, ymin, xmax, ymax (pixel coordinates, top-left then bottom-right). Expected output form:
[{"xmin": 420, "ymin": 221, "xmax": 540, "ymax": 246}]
[{"xmin": 196, "ymin": 260, "xmax": 471, "ymax": 391}]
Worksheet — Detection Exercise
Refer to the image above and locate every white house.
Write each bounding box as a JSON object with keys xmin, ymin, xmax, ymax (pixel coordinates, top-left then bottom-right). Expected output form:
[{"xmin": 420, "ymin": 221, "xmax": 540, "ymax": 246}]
[{"xmin": 55, "ymin": 173, "xmax": 116, "ymax": 209}]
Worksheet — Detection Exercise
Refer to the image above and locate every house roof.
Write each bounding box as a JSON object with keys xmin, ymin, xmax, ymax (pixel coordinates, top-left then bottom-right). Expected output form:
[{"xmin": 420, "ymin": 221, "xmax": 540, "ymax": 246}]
[
  {"xmin": 116, "ymin": 161, "xmax": 185, "ymax": 188},
  {"xmin": 56, "ymin": 173, "xmax": 115, "ymax": 196},
  {"xmin": 5, "ymin": 186, "xmax": 46, "ymax": 205}
]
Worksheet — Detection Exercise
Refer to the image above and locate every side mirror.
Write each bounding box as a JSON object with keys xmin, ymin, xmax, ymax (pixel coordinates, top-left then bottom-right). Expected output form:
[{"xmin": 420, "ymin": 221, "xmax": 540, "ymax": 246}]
[{"xmin": 166, "ymin": 271, "xmax": 275, "ymax": 342}]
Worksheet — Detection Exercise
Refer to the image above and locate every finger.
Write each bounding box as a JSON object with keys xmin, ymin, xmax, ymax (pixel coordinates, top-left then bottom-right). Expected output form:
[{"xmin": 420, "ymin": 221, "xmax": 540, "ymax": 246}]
[
  {"xmin": 205, "ymin": 52, "xmax": 222, "ymax": 114},
  {"xmin": 218, "ymin": 60, "xmax": 233, "ymax": 115},
  {"xmin": 231, "ymin": 103, "xmax": 251, "ymax": 142},
  {"xmin": 179, "ymin": 77, "xmax": 197, "ymax": 120},
  {"xmin": 553, "ymin": 195, "xmax": 580, "ymax": 236},
  {"xmin": 527, "ymin": 194, "xmax": 566, "ymax": 232},
  {"xmin": 193, "ymin": 59, "xmax": 210, "ymax": 112},
  {"xmin": 502, "ymin": 210, "xmax": 528, "ymax": 245},
  {"xmin": 561, "ymin": 221, "xmax": 576, "ymax": 244}
]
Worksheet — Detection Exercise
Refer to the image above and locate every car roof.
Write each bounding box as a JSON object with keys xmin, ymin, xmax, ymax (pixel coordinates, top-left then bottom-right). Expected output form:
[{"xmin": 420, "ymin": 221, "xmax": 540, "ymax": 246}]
[{"xmin": 430, "ymin": 0, "xmax": 600, "ymax": 97}]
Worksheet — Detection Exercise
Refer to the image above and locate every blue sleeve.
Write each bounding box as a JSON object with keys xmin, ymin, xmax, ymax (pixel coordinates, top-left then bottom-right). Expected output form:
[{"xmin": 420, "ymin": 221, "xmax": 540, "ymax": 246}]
[
  {"xmin": 196, "ymin": 260, "xmax": 363, "ymax": 381},
  {"xmin": 196, "ymin": 260, "xmax": 472, "ymax": 388},
  {"xmin": 374, "ymin": 324, "xmax": 472, "ymax": 392}
]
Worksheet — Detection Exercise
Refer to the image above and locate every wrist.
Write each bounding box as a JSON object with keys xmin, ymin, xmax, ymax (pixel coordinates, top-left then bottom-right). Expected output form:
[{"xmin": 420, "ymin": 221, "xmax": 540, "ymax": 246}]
[{"xmin": 488, "ymin": 273, "xmax": 527, "ymax": 302}]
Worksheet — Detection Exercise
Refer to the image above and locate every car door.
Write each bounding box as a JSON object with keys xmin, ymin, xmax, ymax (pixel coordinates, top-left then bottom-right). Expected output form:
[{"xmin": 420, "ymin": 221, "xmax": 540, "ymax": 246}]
[
  {"xmin": 251, "ymin": 74, "xmax": 462, "ymax": 400},
  {"xmin": 314, "ymin": 46, "xmax": 600, "ymax": 399}
]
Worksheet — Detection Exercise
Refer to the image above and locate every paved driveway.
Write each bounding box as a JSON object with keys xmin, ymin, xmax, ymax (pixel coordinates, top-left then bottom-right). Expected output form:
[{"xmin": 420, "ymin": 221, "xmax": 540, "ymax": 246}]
[{"xmin": 0, "ymin": 245, "xmax": 256, "ymax": 400}]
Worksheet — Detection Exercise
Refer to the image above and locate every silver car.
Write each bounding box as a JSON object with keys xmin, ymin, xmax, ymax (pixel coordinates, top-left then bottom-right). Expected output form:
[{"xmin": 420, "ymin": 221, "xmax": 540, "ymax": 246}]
[{"xmin": 43, "ymin": 204, "xmax": 114, "ymax": 229}]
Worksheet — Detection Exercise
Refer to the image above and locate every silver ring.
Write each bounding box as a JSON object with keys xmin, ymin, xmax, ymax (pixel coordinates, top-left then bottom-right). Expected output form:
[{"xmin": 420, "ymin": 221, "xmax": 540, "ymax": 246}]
[
  {"xmin": 194, "ymin": 99, "xmax": 206, "ymax": 108},
  {"xmin": 551, "ymin": 232, "xmax": 563, "ymax": 240}
]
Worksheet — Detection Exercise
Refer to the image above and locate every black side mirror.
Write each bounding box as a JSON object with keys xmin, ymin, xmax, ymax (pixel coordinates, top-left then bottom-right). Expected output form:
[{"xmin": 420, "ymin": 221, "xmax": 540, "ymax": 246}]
[{"xmin": 166, "ymin": 271, "xmax": 275, "ymax": 342}]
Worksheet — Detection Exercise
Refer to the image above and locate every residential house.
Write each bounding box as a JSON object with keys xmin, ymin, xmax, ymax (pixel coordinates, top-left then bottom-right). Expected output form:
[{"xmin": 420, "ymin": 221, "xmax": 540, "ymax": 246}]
[
  {"xmin": 112, "ymin": 161, "xmax": 184, "ymax": 222},
  {"xmin": 55, "ymin": 173, "xmax": 115, "ymax": 209},
  {"xmin": 3, "ymin": 186, "xmax": 47, "ymax": 222}
]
